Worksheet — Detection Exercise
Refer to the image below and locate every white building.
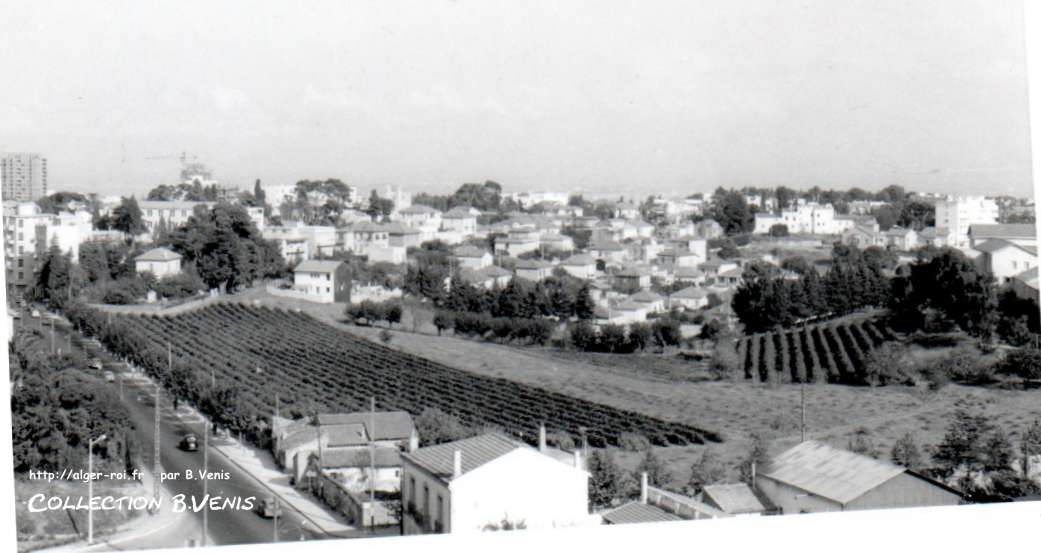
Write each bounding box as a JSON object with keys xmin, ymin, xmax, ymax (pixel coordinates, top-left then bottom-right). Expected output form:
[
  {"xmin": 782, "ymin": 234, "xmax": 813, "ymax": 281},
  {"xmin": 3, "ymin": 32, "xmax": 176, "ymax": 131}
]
[
  {"xmin": 441, "ymin": 207, "xmax": 479, "ymax": 237},
  {"xmin": 261, "ymin": 184, "xmax": 299, "ymax": 209},
  {"xmin": 3, "ymin": 203, "xmax": 92, "ymax": 292},
  {"xmin": 134, "ymin": 248, "xmax": 182, "ymax": 279},
  {"xmin": 967, "ymin": 223, "xmax": 1036, "ymax": 249},
  {"xmin": 972, "ymin": 239, "xmax": 1038, "ymax": 284},
  {"xmin": 509, "ymin": 191, "xmax": 570, "ymax": 209},
  {"xmin": 560, "ymin": 254, "xmax": 597, "ymax": 279},
  {"xmin": 139, "ymin": 200, "xmax": 265, "ymax": 234},
  {"xmin": 452, "ymin": 246, "xmax": 493, "ymax": 271},
  {"xmin": 401, "ymin": 432, "xmax": 592, "ymax": 535},
  {"xmin": 396, "ymin": 205, "xmax": 442, "ymax": 233},
  {"xmin": 935, "ymin": 196, "xmax": 999, "ymax": 248},
  {"xmin": 263, "ymin": 223, "xmax": 338, "ymax": 258},
  {"xmin": 669, "ymin": 286, "xmax": 709, "ymax": 310},
  {"xmin": 753, "ymin": 202, "xmax": 856, "ymax": 235},
  {"xmin": 292, "ymin": 260, "xmax": 351, "ymax": 303}
]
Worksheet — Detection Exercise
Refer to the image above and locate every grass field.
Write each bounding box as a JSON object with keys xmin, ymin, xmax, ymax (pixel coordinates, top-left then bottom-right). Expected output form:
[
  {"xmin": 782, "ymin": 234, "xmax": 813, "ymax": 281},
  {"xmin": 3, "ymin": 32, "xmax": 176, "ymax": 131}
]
[{"xmin": 235, "ymin": 287, "xmax": 1041, "ymax": 492}]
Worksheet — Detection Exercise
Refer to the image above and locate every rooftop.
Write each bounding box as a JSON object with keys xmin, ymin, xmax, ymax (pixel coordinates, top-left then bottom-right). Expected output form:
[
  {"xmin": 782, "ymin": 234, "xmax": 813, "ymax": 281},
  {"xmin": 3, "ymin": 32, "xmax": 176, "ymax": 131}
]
[
  {"xmin": 402, "ymin": 433, "xmax": 522, "ymax": 481},
  {"xmin": 762, "ymin": 440, "xmax": 905, "ymax": 505},
  {"xmin": 968, "ymin": 223, "xmax": 1037, "ymax": 240},
  {"xmin": 701, "ymin": 483, "xmax": 765, "ymax": 515},
  {"xmin": 601, "ymin": 501, "xmax": 682, "ymax": 525},
  {"xmin": 135, "ymin": 247, "xmax": 181, "ymax": 262},
  {"xmin": 295, "ymin": 260, "xmax": 343, "ymax": 273}
]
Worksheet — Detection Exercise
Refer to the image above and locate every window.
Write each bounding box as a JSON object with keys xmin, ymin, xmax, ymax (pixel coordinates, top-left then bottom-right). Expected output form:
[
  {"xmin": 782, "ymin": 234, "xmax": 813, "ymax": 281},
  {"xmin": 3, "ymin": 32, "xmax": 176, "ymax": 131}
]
[
  {"xmin": 436, "ymin": 495, "xmax": 444, "ymax": 531},
  {"xmin": 17, "ymin": 259, "xmax": 22, "ymax": 267},
  {"xmin": 18, "ymin": 272, "xmax": 23, "ymax": 280},
  {"xmin": 423, "ymin": 484, "xmax": 430, "ymax": 520}
]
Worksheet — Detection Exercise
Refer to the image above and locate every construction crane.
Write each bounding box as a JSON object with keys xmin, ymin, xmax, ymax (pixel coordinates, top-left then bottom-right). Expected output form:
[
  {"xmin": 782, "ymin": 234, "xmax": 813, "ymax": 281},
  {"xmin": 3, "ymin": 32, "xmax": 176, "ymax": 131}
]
[{"xmin": 144, "ymin": 152, "xmax": 212, "ymax": 183}]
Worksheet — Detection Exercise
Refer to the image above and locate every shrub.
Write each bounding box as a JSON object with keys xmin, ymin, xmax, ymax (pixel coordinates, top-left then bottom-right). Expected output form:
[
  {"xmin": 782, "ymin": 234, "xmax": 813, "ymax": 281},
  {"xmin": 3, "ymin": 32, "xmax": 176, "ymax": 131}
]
[
  {"xmin": 997, "ymin": 347, "xmax": 1041, "ymax": 380},
  {"xmin": 928, "ymin": 347, "xmax": 996, "ymax": 384},
  {"xmin": 618, "ymin": 432, "xmax": 652, "ymax": 452},
  {"xmin": 860, "ymin": 343, "xmax": 916, "ymax": 386}
]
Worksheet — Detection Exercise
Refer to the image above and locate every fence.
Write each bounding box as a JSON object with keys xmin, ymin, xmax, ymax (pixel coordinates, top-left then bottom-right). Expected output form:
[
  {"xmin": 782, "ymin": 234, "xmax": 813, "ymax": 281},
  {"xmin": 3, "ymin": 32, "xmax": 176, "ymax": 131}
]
[{"xmin": 88, "ymin": 293, "xmax": 220, "ymax": 317}]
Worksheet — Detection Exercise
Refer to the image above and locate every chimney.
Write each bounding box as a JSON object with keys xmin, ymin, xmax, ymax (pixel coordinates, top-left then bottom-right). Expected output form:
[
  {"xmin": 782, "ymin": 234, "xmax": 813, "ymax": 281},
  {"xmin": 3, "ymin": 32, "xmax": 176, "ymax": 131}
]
[
  {"xmin": 572, "ymin": 449, "xmax": 582, "ymax": 470},
  {"xmin": 408, "ymin": 427, "xmax": 419, "ymax": 453},
  {"xmin": 640, "ymin": 471, "xmax": 648, "ymax": 504},
  {"xmin": 452, "ymin": 450, "xmax": 462, "ymax": 479},
  {"xmin": 538, "ymin": 423, "xmax": 547, "ymax": 453}
]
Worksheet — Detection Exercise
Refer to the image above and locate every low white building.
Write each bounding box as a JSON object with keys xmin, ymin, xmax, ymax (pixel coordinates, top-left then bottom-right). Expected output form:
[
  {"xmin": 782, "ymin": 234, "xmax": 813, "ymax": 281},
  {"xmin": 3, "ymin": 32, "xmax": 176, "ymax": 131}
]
[
  {"xmin": 669, "ymin": 286, "xmax": 709, "ymax": 310},
  {"xmin": 134, "ymin": 247, "xmax": 182, "ymax": 278},
  {"xmin": 560, "ymin": 254, "xmax": 597, "ymax": 279},
  {"xmin": 292, "ymin": 260, "xmax": 351, "ymax": 303},
  {"xmin": 401, "ymin": 433, "xmax": 592, "ymax": 535},
  {"xmin": 753, "ymin": 202, "xmax": 856, "ymax": 235},
  {"xmin": 452, "ymin": 246, "xmax": 493, "ymax": 271},
  {"xmin": 972, "ymin": 239, "xmax": 1039, "ymax": 284},
  {"xmin": 514, "ymin": 259, "xmax": 554, "ymax": 282},
  {"xmin": 441, "ymin": 207, "xmax": 479, "ymax": 236}
]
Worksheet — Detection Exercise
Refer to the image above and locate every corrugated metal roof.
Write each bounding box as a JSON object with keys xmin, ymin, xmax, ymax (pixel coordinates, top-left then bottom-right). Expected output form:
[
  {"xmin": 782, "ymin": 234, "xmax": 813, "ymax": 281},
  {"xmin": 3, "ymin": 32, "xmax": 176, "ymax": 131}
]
[
  {"xmin": 762, "ymin": 440, "xmax": 904, "ymax": 505},
  {"xmin": 601, "ymin": 501, "xmax": 683, "ymax": 524},
  {"xmin": 702, "ymin": 483, "xmax": 765, "ymax": 514},
  {"xmin": 403, "ymin": 433, "xmax": 522, "ymax": 481}
]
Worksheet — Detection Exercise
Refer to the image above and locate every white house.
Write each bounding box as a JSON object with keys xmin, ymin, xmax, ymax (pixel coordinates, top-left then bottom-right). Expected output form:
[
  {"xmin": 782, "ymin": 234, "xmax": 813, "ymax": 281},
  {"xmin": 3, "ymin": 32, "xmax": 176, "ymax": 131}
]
[
  {"xmin": 452, "ymin": 246, "xmax": 493, "ymax": 271},
  {"xmin": 754, "ymin": 202, "xmax": 855, "ymax": 235},
  {"xmin": 494, "ymin": 226, "xmax": 541, "ymax": 257},
  {"xmin": 628, "ymin": 290, "xmax": 666, "ymax": 313},
  {"xmin": 882, "ymin": 226, "xmax": 918, "ymax": 250},
  {"xmin": 396, "ymin": 205, "xmax": 442, "ymax": 232},
  {"xmin": 134, "ymin": 247, "xmax": 182, "ymax": 278},
  {"xmin": 400, "ymin": 433, "xmax": 592, "ymax": 535},
  {"xmin": 972, "ymin": 239, "xmax": 1039, "ymax": 284},
  {"xmin": 1011, "ymin": 267, "xmax": 1039, "ymax": 302},
  {"xmin": 560, "ymin": 254, "xmax": 597, "ymax": 279},
  {"xmin": 589, "ymin": 240, "xmax": 628, "ymax": 265},
  {"xmin": 441, "ymin": 207, "xmax": 479, "ymax": 236},
  {"xmin": 669, "ymin": 286, "xmax": 709, "ymax": 310},
  {"xmin": 514, "ymin": 259, "xmax": 554, "ymax": 282},
  {"xmin": 292, "ymin": 260, "xmax": 351, "ymax": 303}
]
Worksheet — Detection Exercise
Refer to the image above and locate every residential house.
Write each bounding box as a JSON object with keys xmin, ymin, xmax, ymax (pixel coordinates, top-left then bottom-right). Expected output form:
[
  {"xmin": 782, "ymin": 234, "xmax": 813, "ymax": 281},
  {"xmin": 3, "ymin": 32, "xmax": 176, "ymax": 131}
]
[
  {"xmin": 699, "ymin": 483, "xmax": 766, "ymax": 516},
  {"xmin": 514, "ymin": 259, "xmax": 554, "ymax": 282},
  {"xmin": 842, "ymin": 224, "xmax": 886, "ymax": 248},
  {"xmin": 657, "ymin": 248, "xmax": 703, "ymax": 270},
  {"xmin": 614, "ymin": 202, "xmax": 640, "ymax": 220},
  {"xmin": 589, "ymin": 240, "xmax": 628, "ymax": 265},
  {"xmin": 292, "ymin": 260, "xmax": 352, "ymax": 303},
  {"xmin": 400, "ymin": 432, "xmax": 592, "ymax": 535},
  {"xmin": 1011, "ymin": 266, "xmax": 1039, "ymax": 302},
  {"xmin": 309, "ymin": 446, "xmax": 405, "ymax": 528},
  {"xmin": 560, "ymin": 254, "xmax": 597, "ymax": 280},
  {"xmin": 459, "ymin": 265, "xmax": 513, "ymax": 289},
  {"xmin": 452, "ymin": 246, "xmax": 493, "ymax": 271},
  {"xmin": 673, "ymin": 267, "xmax": 706, "ymax": 286},
  {"xmin": 614, "ymin": 266, "xmax": 651, "ymax": 293},
  {"xmin": 694, "ymin": 219, "xmax": 724, "ymax": 240},
  {"xmin": 272, "ymin": 411, "xmax": 417, "ymax": 485},
  {"xmin": 396, "ymin": 205, "xmax": 442, "ymax": 233},
  {"xmin": 441, "ymin": 207, "xmax": 479, "ymax": 237},
  {"xmin": 494, "ymin": 226, "xmax": 541, "ymax": 257},
  {"xmin": 757, "ymin": 440, "xmax": 964, "ymax": 515},
  {"xmin": 716, "ymin": 266, "xmax": 744, "ymax": 287},
  {"xmin": 883, "ymin": 226, "xmax": 918, "ymax": 250},
  {"xmin": 384, "ymin": 222, "xmax": 424, "ymax": 249},
  {"xmin": 134, "ymin": 247, "xmax": 182, "ymax": 279},
  {"xmin": 264, "ymin": 222, "xmax": 338, "ymax": 258},
  {"xmin": 967, "ymin": 223, "xmax": 1037, "ymax": 249},
  {"xmin": 753, "ymin": 202, "xmax": 855, "ymax": 235},
  {"xmin": 972, "ymin": 239, "xmax": 1039, "ymax": 284},
  {"xmin": 602, "ymin": 473, "xmax": 729, "ymax": 525},
  {"xmin": 628, "ymin": 290, "xmax": 666, "ymax": 314},
  {"xmin": 918, "ymin": 227, "xmax": 955, "ymax": 248},
  {"xmin": 609, "ymin": 300, "xmax": 648, "ymax": 324},
  {"xmin": 700, "ymin": 258, "xmax": 740, "ymax": 284},
  {"xmin": 669, "ymin": 286, "xmax": 709, "ymax": 311},
  {"xmin": 539, "ymin": 233, "xmax": 575, "ymax": 254}
]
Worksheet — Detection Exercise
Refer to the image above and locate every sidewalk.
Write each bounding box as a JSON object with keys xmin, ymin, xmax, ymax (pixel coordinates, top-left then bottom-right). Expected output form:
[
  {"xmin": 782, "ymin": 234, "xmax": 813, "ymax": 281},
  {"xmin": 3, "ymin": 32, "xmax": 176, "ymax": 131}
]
[
  {"xmin": 210, "ymin": 434, "xmax": 358, "ymax": 537},
  {"xmin": 35, "ymin": 466, "xmax": 207, "ymax": 553}
]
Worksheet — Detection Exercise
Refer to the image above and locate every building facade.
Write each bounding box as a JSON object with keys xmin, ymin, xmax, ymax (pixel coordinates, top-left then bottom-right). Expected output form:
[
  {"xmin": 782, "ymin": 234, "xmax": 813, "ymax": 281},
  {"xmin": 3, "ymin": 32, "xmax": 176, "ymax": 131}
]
[
  {"xmin": 1, "ymin": 153, "xmax": 48, "ymax": 201},
  {"xmin": 934, "ymin": 196, "xmax": 999, "ymax": 247}
]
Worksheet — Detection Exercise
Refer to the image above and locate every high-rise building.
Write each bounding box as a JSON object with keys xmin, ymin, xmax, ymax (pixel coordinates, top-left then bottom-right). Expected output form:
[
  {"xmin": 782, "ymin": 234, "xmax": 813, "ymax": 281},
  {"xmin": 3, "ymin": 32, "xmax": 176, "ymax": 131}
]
[
  {"xmin": 934, "ymin": 195, "xmax": 999, "ymax": 248},
  {"xmin": 1, "ymin": 153, "xmax": 48, "ymax": 201}
]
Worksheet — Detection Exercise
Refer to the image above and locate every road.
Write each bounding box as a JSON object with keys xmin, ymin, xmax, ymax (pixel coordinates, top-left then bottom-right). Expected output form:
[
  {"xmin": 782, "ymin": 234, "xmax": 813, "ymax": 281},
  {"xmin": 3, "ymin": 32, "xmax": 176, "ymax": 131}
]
[{"xmin": 37, "ymin": 311, "xmax": 325, "ymax": 549}]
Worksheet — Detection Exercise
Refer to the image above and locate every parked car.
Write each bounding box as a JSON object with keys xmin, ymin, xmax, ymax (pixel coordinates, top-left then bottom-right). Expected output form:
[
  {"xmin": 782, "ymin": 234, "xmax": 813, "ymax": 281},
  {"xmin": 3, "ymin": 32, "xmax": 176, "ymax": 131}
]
[
  {"xmin": 179, "ymin": 433, "xmax": 198, "ymax": 452},
  {"xmin": 89, "ymin": 358, "xmax": 104, "ymax": 370},
  {"xmin": 255, "ymin": 497, "xmax": 281, "ymax": 518},
  {"xmin": 103, "ymin": 370, "xmax": 115, "ymax": 383},
  {"xmin": 30, "ymin": 309, "xmax": 40, "ymax": 319}
]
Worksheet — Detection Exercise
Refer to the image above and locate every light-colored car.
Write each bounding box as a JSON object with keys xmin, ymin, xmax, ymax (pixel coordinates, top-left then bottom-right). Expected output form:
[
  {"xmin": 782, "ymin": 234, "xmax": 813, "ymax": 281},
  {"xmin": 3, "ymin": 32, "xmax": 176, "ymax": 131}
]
[
  {"xmin": 103, "ymin": 370, "xmax": 115, "ymax": 383},
  {"xmin": 30, "ymin": 309, "xmax": 40, "ymax": 319}
]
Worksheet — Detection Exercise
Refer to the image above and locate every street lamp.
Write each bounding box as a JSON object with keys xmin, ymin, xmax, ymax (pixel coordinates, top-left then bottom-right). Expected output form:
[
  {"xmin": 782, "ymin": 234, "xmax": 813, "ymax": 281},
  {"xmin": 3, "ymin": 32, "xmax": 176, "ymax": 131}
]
[{"xmin": 87, "ymin": 434, "xmax": 107, "ymax": 545}]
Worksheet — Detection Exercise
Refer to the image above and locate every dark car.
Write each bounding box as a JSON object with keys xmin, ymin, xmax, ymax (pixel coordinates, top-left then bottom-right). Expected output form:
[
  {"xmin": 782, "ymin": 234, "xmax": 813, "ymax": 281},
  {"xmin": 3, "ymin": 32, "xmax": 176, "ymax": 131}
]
[
  {"xmin": 255, "ymin": 497, "xmax": 281, "ymax": 518},
  {"xmin": 179, "ymin": 433, "xmax": 198, "ymax": 452}
]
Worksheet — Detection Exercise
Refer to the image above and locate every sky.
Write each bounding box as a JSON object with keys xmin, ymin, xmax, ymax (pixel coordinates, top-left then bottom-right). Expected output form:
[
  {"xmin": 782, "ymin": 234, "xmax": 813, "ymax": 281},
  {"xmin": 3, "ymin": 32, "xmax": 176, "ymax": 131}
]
[{"xmin": 0, "ymin": 0, "xmax": 1033, "ymax": 199}]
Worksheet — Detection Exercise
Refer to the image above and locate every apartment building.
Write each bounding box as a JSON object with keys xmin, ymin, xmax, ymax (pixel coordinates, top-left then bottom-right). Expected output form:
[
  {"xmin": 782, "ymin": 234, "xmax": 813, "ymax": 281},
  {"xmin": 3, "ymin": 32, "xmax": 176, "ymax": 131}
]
[
  {"xmin": 934, "ymin": 195, "xmax": 999, "ymax": 247},
  {"xmin": 1, "ymin": 153, "xmax": 48, "ymax": 201}
]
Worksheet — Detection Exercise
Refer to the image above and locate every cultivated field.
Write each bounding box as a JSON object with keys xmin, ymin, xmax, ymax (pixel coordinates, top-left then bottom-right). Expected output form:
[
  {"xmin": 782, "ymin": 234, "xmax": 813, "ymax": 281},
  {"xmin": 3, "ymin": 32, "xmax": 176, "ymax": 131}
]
[
  {"xmin": 112, "ymin": 303, "xmax": 719, "ymax": 447},
  {"xmin": 231, "ymin": 289, "xmax": 1041, "ymax": 487}
]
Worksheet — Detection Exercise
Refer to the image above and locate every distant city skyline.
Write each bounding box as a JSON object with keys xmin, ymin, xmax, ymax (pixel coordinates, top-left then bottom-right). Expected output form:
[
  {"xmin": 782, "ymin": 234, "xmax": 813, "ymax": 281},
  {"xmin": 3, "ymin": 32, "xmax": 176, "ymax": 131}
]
[{"xmin": 1, "ymin": 1, "xmax": 1033, "ymax": 200}]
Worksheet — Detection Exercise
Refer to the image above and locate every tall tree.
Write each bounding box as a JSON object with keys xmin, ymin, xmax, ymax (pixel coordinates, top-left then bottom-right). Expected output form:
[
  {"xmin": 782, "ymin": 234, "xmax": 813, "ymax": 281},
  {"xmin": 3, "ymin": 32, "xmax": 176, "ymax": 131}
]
[{"xmin": 111, "ymin": 196, "xmax": 146, "ymax": 237}]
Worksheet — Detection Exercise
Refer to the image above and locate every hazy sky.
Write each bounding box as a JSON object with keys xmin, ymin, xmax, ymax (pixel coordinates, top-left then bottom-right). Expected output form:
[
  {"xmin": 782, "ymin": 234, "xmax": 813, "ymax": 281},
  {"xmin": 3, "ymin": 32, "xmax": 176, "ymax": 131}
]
[{"xmin": 0, "ymin": 0, "xmax": 1033, "ymax": 198}]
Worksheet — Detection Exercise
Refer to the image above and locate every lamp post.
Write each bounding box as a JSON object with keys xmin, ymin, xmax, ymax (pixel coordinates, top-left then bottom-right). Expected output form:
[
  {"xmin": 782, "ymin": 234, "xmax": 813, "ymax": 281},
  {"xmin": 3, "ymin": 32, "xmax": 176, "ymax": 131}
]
[{"xmin": 87, "ymin": 434, "xmax": 108, "ymax": 545}]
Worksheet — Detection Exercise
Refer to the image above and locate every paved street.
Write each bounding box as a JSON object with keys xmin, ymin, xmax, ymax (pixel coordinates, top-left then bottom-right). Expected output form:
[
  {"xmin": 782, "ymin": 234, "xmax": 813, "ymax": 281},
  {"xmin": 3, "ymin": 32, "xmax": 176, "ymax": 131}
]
[{"xmin": 36, "ymin": 313, "xmax": 341, "ymax": 550}]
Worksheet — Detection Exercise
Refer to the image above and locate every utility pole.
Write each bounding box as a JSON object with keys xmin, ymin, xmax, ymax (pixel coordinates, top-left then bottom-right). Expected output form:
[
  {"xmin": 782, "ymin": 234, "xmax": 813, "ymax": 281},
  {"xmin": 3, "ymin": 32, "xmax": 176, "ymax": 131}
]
[
  {"xmin": 202, "ymin": 421, "xmax": 210, "ymax": 546},
  {"xmin": 50, "ymin": 318, "xmax": 55, "ymax": 353},
  {"xmin": 272, "ymin": 497, "xmax": 279, "ymax": 542},
  {"xmin": 370, "ymin": 396, "xmax": 376, "ymax": 508},
  {"xmin": 800, "ymin": 381, "xmax": 806, "ymax": 443},
  {"xmin": 87, "ymin": 434, "xmax": 107, "ymax": 545}
]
